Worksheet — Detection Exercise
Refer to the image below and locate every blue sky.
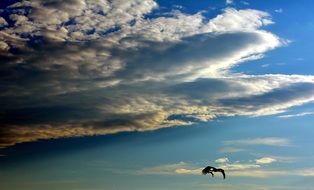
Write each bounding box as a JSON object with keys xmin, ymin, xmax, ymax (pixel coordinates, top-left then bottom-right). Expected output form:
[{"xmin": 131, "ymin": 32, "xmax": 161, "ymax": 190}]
[{"xmin": 1, "ymin": 0, "xmax": 314, "ymax": 190}]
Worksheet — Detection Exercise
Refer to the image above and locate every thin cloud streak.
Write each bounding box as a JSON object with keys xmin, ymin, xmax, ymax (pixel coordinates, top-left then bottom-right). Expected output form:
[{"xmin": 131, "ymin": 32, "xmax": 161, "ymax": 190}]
[
  {"xmin": 224, "ymin": 137, "xmax": 292, "ymax": 147},
  {"xmin": 219, "ymin": 147, "xmax": 246, "ymax": 153},
  {"xmin": 278, "ymin": 112, "xmax": 314, "ymax": 118}
]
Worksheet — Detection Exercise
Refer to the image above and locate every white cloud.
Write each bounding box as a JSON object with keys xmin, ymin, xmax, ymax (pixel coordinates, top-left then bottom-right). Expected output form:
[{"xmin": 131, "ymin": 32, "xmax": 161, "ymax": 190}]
[
  {"xmin": 221, "ymin": 163, "xmax": 261, "ymax": 170},
  {"xmin": 215, "ymin": 157, "xmax": 229, "ymax": 164},
  {"xmin": 174, "ymin": 168, "xmax": 202, "ymax": 175},
  {"xmin": 136, "ymin": 162, "xmax": 202, "ymax": 175},
  {"xmin": 224, "ymin": 137, "xmax": 292, "ymax": 146},
  {"xmin": 278, "ymin": 112, "xmax": 314, "ymax": 118},
  {"xmin": 252, "ymin": 154, "xmax": 298, "ymax": 163},
  {"xmin": 226, "ymin": 0, "xmax": 233, "ymax": 5},
  {"xmin": 228, "ymin": 169, "xmax": 288, "ymax": 178},
  {"xmin": 5, "ymin": 0, "xmax": 158, "ymax": 42},
  {"xmin": 229, "ymin": 168, "xmax": 314, "ymax": 178},
  {"xmin": 297, "ymin": 168, "xmax": 314, "ymax": 176},
  {"xmin": 255, "ymin": 157, "xmax": 277, "ymax": 164},
  {"xmin": 275, "ymin": 8, "xmax": 283, "ymax": 13},
  {"xmin": 0, "ymin": 41, "xmax": 9, "ymax": 51},
  {"xmin": 240, "ymin": 1, "xmax": 249, "ymax": 5},
  {"xmin": 203, "ymin": 8, "xmax": 274, "ymax": 33}
]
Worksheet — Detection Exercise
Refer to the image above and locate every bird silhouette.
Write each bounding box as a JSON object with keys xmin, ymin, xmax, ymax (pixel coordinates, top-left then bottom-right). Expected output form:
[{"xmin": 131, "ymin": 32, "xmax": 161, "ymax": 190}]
[{"xmin": 202, "ymin": 166, "xmax": 225, "ymax": 179}]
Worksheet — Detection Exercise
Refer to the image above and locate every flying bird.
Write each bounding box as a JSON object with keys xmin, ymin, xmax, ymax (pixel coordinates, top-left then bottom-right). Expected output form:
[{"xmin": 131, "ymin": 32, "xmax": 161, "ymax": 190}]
[{"xmin": 202, "ymin": 166, "xmax": 225, "ymax": 179}]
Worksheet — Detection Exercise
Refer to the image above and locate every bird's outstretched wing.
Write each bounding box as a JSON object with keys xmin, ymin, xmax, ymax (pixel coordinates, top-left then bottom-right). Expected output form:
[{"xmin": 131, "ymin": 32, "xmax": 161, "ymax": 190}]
[{"xmin": 219, "ymin": 169, "xmax": 226, "ymax": 179}]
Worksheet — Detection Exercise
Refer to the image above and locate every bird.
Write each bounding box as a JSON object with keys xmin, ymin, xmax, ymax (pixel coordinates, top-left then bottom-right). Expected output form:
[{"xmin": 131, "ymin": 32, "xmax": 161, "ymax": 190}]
[{"xmin": 202, "ymin": 166, "xmax": 225, "ymax": 179}]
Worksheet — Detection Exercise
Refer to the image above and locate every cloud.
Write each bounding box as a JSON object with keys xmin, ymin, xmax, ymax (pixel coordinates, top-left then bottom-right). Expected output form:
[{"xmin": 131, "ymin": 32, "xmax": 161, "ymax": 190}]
[
  {"xmin": 267, "ymin": 155, "xmax": 297, "ymax": 163},
  {"xmin": 0, "ymin": 112, "xmax": 192, "ymax": 148},
  {"xmin": 228, "ymin": 169, "xmax": 289, "ymax": 178},
  {"xmin": 278, "ymin": 112, "xmax": 314, "ymax": 118},
  {"xmin": 255, "ymin": 157, "xmax": 277, "ymax": 164},
  {"xmin": 251, "ymin": 153, "xmax": 299, "ymax": 163},
  {"xmin": 240, "ymin": 1, "xmax": 250, "ymax": 6},
  {"xmin": 219, "ymin": 147, "xmax": 246, "ymax": 153},
  {"xmin": 226, "ymin": 0, "xmax": 233, "ymax": 5},
  {"xmin": 224, "ymin": 137, "xmax": 292, "ymax": 147},
  {"xmin": 229, "ymin": 168, "xmax": 314, "ymax": 178},
  {"xmin": 261, "ymin": 63, "xmax": 270, "ymax": 68},
  {"xmin": 1, "ymin": 1, "xmax": 314, "ymax": 148},
  {"xmin": 204, "ymin": 8, "xmax": 275, "ymax": 32},
  {"xmin": 136, "ymin": 162, "xmax": 202, "ymax": 175},
  {"xmin": 215, "ymin": 157, "xmax": 229, "ymax": 164},
  {"xmin": 221, "ymin": 163, "xmax": 261, "ymax": 170},
  {"xmin": 0, "ymin": 17, "xmax": 8, "ymax": 27},
  {"xmin": 6, "ymin": 0, "xmax": 158, "ymax": 41},
  {"xmin": 298, "ymin": 168, "xmax": 314, "ymax": 176},
  {"xmin": 275, "ymin": 8, "xmax": 283, "ymax": 13}
]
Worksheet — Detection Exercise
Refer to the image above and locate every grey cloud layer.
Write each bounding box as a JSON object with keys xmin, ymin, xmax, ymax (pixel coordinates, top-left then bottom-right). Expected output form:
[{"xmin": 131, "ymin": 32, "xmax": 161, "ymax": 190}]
[{"xmin": 1, "ymin": 0, "xmax": 314, "ymax": 148}]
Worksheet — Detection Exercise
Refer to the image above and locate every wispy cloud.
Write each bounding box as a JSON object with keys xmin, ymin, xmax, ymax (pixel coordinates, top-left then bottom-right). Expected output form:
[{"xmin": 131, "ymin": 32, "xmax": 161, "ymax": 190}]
[
  {"xmin": 229, "ymin": 169, "xmax": 288, "ymax": 178},
  {"xmin": 222, "ymin": 163, "xmax": 261, "ymax": 170},
  {"xmin": 229, "ymin": 168, "xmax": 314, "ymax": 178},
  {"xmin": 296, "ymin": 57, "xmax": 305, "ymax": 61},
  {"xmin": 224, "ymin": 137, "xmax": 292, "ymax": 147},
  {"xmin": 136, "ymin": 162, "xmax": 202, "ymax": 175},
  {"xmin": 215, "ymin": 157, "xmax": 229, "ymax": 164},
  {"xmin": 255, "ymin": 157, "xmax": 277, "ymax": 164},
  {"xmin": 219, "ymin": 147, "xmax": 246, "ymax": 153},
  {"xmin": 226, "ymin": 0, "xmax": 233, "ymax": 5},
  {"xmin": 275, "ymin": 8, "xmax": 283, "ymax": 13},
  {"xmin": 278, "ymin": 112, "xmax": 314, "ymax": 118},
  {"xmin": 240, "ymin": 1, "xmax": 250, "ymax": 5},
  {"xmin": 0, "ymin": 17, "xmax": 8, "ymax": 27}
]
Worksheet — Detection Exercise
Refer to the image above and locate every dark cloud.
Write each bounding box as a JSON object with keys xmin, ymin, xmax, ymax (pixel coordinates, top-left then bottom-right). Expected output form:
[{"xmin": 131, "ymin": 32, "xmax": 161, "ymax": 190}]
[
  {"xmin": 220, "ymin": 82, "xmax": 314, "ymax": 113},
  {"xmin": 169, "ymin": 78, "xmax": 246, "ymax": 102},
  {"xmin": 114, "ymin": 32, "xmax": 264, "ymax": 81}
]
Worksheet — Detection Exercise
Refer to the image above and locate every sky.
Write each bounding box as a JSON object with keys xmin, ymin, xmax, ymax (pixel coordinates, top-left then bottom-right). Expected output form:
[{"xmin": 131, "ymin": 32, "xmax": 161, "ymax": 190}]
[{"xmin": 1, "ymin": 0, "xmax": 314, "ymax": 189}]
